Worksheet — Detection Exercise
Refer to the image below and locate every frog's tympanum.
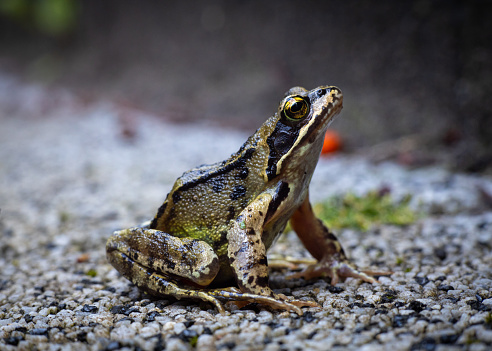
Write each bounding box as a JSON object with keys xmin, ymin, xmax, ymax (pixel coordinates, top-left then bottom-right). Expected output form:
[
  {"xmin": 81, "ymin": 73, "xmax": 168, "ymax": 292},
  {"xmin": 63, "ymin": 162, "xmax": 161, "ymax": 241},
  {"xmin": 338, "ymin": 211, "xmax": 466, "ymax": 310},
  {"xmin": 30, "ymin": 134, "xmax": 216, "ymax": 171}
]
[{"xmin": 107, "ymin": 86, "xmax": 382, "ymax": 315}]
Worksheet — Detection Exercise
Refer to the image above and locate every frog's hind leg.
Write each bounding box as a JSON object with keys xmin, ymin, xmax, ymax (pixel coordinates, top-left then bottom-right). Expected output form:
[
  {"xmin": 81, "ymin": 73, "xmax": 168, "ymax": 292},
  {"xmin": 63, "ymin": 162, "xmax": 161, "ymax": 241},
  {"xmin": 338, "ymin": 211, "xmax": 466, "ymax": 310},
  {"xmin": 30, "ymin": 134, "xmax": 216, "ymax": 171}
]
[
  {"xmin": 106, "ymin": 227, "xmax": 225, "ymax": 309},
  {"xmin": 107, "ymin": 247, "xmax": 228, "ymax": 314},
  {"xmin": 107, "ymin": 227, "xmax": 220, "ymax": 286}
]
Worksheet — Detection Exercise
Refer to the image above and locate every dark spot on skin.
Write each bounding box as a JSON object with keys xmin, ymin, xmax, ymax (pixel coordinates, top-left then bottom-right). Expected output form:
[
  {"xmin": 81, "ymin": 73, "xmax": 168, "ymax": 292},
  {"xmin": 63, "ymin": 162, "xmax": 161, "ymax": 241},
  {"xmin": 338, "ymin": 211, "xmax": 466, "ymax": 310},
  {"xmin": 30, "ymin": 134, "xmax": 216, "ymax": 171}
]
[
  {"xmin": 248, "ymin": 276, "xmax": 254, "ymax": 285},
  {"xmin": 230, "ymin": 185, "xmax": 247, "ymax": 200},
  {"xmin": 211, "ymin": 176, "xmax": 225, "ymax": 193},
  {"xmin": 256, "ymin": 275, "xmax": 269, "ymax": 288},
  {"xmin": 219, "ymin": 230, "xmax": 228, "ymax": 242},
  {"xmin": 259, "ymin": 211, "xmax": 263, "ymax": 217},
  {"xmin": 265, "ymin": 181, "xmax": 290, "ymax": 223},
  {"xmin": 166, "ymin": 259, "xmax": 176, "ymax": 271},
  {"xmin": 237, "ymin": 167, "xmax": 249, "ymax": 179},
  {"xmin": 121, "ymin": 254, "xmax": 134, "ymax": 274},
  {"xmin": 227, "ymin": 207, "xmax": 235, "ymax": 222},
  {"xmin": 182, "ymin": 242, "xmax": 196, "ymax": 255},
  {"xmin": 320, "ymin": 222, "xmax": 338, "ymax": 241},
  {"xmin": 180, "ymin": 251, "xmax": 189, "ymax": 265},
  {"xmin": 239, "ymin": 262, "xmax": 255, "ymax": 272},
  {"xmin": 234, "ymin": 242, "xmax": 250, "ymax": 256},
  {"xmin": 247, "ymin": 229, "xmax": 256, "ymax": 236},
  {"xmin": 172, "ymin": 192, "xmax": 181, "ymax": 204},
  {"xmin": 167, "ymin": 206, "xmax": 176, "ymax": 221},
  {"xmin": 326, "ymin": 242, "xmax": 345, "ymax": 257},
  {"xmin": 326, "ymin": 232, "xmax": 337, "ymax": 241},
  {"xmin": 258, "ymin": 255, "xmax": 268, "ymax": 266},
  {"xmin": 145, "ymin": 247, "xmax": 177, "ymax": 272},
  {"xmin": 133, "ymin": 252, "xmax": 139, "ymax": 261}
]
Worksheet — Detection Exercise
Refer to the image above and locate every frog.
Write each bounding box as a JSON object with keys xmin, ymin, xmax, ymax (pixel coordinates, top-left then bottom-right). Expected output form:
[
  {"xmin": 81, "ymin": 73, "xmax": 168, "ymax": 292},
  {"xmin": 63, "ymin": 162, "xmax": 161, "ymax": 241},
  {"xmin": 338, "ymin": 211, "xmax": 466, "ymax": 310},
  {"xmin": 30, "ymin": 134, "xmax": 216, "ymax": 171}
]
[{"xmin": 106, "ymin": 85, "xmax": 383, "ymax": 315}]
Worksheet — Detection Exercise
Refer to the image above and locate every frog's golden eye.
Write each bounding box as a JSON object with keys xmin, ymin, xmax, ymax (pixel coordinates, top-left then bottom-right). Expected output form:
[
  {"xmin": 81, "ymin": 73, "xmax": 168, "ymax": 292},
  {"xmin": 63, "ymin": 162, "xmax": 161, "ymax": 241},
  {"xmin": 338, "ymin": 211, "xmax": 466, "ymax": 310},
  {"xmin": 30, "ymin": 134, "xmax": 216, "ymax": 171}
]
[{"xmin": 283, "ymin": 96, "xmax": 310, "ymax": 120}]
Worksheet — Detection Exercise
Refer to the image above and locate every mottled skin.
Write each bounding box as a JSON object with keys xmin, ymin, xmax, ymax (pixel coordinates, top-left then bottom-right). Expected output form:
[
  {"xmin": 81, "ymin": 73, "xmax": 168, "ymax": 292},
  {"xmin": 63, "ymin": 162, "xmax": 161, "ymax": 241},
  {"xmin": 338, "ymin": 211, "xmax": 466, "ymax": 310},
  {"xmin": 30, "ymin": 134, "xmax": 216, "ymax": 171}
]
[{"xmin": 106, "ymin": 86, "xmax": 381, "ymax": 315}]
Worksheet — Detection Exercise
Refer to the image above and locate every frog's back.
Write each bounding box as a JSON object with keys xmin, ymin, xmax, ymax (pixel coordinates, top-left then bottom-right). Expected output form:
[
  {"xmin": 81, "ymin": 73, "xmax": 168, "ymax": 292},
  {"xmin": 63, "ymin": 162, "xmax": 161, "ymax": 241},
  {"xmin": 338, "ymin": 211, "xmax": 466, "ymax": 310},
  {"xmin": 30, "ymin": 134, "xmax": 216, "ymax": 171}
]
[{"xmin": 149, "ymin": 136, "xmax": 269, "ymax": 250}]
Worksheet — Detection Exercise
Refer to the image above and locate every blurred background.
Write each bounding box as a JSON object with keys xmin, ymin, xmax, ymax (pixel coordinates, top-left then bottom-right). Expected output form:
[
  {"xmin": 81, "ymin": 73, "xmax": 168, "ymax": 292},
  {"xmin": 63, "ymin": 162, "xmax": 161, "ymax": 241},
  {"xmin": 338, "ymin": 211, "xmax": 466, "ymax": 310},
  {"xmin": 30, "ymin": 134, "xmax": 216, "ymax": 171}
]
[{"xmin": 0, "ymin": 0, "xmax": 491, "ymax": 171}]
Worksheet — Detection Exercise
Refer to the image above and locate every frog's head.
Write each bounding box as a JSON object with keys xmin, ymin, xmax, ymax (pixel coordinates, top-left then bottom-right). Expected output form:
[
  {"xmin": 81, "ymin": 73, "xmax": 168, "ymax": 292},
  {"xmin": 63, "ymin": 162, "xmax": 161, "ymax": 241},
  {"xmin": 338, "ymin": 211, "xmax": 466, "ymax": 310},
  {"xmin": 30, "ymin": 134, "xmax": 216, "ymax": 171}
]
[{"xmin": 265, "ymin": 86, "xmax": 343, "ymax": 181}]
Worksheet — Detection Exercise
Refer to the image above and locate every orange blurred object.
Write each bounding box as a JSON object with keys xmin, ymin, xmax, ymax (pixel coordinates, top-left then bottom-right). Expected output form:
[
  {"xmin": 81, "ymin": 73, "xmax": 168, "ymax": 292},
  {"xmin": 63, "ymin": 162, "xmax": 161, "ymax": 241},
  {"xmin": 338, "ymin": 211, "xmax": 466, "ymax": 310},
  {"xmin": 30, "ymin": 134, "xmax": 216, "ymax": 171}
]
[
  {"xmin": 77, "ymin": 253, "xmax": 90, "ymax": 263},
  {"xmin": 321, "ymin": 130, "xmax": 342, "ymax": 154}
]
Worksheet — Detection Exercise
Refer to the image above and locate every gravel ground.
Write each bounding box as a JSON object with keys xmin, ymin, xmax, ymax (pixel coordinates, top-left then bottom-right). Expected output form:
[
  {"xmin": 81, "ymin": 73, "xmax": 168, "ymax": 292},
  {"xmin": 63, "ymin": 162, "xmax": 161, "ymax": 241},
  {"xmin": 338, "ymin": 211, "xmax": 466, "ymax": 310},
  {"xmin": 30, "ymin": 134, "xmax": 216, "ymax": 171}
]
[{"xmin": 1, "ymin": 76, "xmax": 491, "ymax": 350}]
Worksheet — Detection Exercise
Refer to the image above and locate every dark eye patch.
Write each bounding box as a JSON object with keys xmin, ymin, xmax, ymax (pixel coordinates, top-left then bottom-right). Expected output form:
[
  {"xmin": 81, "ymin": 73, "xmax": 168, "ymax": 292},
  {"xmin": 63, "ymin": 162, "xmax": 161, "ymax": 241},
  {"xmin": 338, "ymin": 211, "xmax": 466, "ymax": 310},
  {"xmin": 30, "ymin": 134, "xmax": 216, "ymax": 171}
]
[{"xmin": 266, "ymin": 122, "xmax": 300, "ymax": 181}]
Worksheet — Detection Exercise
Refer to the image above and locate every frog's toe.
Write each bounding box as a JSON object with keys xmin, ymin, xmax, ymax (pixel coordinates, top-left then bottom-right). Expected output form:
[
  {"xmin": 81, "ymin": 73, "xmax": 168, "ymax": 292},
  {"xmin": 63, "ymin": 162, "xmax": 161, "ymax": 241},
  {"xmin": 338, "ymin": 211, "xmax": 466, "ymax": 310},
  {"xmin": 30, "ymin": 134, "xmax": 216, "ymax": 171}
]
[
  {"xmin": 276, "ymin": 293, "xmax": 319, "ymax": 309},
  {"xmin": 271, "ymin": 293, "xmax": 318, "ymax": 314},
  {"xmin": 254, "ymin": 295, "xmax": 312, "ymax": 314},
  {"xmin": 335, "ymin": 263, "xmax": 378, "ymax": 284},
  {"xmin": 207, "ymin": 289, "xmax": 311, "ymax": 315},
  {"xmin": 265, "ymin": 299, "xmax": 304, "ymax": 315},
  {"xmin": 334, "ymin": 264, "xmax": 393, "ymax": 284},
  {"xmin": 287, "ymin": 259, "xmax": 390, "ymax": 286},
  {"xmin": 194, "ymin": 292, "xmax": 227, "ymax": 315}
]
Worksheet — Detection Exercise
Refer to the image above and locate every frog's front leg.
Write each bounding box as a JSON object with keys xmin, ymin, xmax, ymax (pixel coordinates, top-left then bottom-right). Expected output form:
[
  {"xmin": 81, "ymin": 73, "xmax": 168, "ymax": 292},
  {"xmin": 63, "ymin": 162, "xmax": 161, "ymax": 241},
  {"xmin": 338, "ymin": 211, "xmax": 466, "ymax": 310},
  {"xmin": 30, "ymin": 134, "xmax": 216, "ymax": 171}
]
[
  {"xmin": 106, "ymin": 227, "xmax": 228, "ymax": 313},
  {"xmin": 226, "ymin": 192, "xmax": 317, "ymax": 314},
  {"xmin": 289, "ymin": 193, "xmax": 391, "ymax": 285}
]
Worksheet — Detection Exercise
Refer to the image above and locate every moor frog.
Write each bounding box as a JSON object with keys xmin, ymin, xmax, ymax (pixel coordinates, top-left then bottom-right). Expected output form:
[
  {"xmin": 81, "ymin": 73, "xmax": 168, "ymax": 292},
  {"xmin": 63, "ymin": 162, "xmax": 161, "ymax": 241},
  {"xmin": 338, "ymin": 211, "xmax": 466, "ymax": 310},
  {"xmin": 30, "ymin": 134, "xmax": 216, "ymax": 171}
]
[{"xmin": 106, "ymin": 86, "xmax": 383, "ymax": 315}]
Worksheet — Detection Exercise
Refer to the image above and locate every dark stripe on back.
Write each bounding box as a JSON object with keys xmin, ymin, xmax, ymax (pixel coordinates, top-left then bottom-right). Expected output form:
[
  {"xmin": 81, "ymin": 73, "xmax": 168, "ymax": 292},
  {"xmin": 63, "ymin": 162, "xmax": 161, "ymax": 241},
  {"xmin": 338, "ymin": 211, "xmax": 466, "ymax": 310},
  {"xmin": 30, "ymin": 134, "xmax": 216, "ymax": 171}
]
[{"xmin": 176, "ymin": 147, "xmax": 256, "ymax": 193}]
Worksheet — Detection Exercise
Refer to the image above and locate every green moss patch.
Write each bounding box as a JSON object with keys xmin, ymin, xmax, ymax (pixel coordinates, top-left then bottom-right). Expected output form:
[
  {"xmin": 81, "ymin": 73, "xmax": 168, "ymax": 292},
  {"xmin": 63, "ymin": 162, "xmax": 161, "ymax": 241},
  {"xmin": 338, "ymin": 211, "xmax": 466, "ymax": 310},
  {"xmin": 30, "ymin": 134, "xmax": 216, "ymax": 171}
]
[{"xmin": 313, "ymin": 191, "xmax": 417, "ymax": 231}]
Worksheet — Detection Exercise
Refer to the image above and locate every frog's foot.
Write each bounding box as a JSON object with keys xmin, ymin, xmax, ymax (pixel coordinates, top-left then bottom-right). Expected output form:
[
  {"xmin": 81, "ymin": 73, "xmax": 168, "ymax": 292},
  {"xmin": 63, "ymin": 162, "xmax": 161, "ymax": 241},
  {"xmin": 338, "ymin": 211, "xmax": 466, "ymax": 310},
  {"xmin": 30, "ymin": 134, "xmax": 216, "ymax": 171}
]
[
  {"xmin": 207, "ymin": 287, "xmax": 318, "ymax": 315},
  {"xmin": 286, "ymin": 256, "xmax": 392, "ymax": 286}
]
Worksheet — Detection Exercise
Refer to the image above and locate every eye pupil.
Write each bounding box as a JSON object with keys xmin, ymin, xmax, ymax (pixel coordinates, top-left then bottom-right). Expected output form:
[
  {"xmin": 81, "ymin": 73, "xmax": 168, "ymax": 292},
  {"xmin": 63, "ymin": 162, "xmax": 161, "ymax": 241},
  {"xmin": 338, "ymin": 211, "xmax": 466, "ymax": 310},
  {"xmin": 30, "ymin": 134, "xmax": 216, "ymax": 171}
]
[{"xmin": 290, "ymin": 101, "xmax": 303, "ymax": 112}]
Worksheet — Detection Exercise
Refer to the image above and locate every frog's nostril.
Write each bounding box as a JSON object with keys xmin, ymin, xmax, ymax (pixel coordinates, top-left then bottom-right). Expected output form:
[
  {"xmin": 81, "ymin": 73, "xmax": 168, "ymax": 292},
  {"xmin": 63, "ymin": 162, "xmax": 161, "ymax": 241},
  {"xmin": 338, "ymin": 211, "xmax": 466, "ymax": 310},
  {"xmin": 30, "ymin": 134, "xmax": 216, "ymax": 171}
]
[{"xmin": 316, "ymin": 88, "xmax": 327, "ymax": 98}]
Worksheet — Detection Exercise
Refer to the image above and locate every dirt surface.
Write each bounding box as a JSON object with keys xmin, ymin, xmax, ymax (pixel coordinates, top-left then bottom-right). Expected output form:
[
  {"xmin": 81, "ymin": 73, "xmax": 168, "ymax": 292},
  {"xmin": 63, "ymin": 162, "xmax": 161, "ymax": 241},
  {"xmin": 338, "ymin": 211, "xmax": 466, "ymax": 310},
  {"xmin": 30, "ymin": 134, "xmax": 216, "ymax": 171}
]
[{"xmin": 1, "ymin": 75, "xmax": 492, "ymax": 350}]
